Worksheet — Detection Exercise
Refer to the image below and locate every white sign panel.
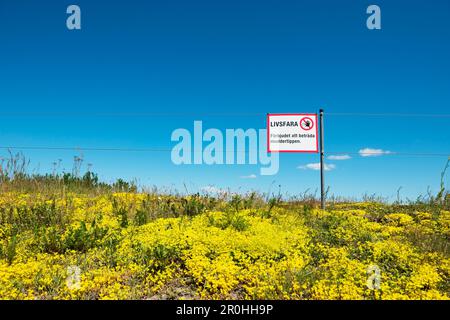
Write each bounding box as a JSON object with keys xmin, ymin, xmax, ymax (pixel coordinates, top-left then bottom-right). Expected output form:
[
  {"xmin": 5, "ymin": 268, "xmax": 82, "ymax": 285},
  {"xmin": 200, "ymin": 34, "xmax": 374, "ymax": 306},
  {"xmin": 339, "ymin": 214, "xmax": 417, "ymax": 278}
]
[{"xmin": 267, "ymin": 113, "xmax": 318, "ymax": 153}]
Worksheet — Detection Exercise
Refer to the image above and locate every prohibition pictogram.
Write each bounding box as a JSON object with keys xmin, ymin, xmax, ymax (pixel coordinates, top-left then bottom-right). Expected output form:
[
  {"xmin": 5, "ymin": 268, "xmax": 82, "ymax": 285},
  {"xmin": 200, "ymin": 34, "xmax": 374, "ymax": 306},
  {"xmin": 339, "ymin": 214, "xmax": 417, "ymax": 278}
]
[{"xmin": 300, "ymin": 117, "xmax": 314, "ymax": 131}]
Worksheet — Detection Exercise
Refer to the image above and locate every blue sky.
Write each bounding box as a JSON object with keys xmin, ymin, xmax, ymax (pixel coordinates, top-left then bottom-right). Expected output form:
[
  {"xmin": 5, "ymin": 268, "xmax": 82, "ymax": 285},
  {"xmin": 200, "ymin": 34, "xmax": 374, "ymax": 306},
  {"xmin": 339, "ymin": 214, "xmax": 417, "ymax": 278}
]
[{"xmin": 0, "ymin": 0, "xmax": 449, "ymax": 200}]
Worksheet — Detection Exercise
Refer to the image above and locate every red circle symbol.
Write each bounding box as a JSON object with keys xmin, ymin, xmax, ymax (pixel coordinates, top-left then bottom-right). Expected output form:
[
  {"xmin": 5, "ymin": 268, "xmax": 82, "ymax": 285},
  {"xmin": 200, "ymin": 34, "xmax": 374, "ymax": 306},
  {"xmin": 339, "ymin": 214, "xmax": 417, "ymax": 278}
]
[{"xmin": 300, "ymin": 117, "xmax": 314, "ymax": 131}]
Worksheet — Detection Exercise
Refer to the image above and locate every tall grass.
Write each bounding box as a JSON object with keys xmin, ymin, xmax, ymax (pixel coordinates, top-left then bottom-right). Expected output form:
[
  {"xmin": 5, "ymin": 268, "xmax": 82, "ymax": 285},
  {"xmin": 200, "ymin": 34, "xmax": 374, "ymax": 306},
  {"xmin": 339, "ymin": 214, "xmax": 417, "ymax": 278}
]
[
  {"xmin": 0, "ymin": 151, "xmax": 449, "ymax": 211},
  {"xmin": 0, "ymin": 151, "xmax": 137, "ymax": 195}
]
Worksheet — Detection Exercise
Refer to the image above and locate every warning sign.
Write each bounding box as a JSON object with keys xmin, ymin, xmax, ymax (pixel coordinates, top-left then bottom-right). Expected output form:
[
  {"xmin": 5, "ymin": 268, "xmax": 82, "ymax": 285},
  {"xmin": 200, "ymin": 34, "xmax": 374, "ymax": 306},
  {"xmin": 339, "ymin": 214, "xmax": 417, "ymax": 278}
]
[{"xmin": 267, "ymin": 113, "xmax": 319, "ymax": 152}]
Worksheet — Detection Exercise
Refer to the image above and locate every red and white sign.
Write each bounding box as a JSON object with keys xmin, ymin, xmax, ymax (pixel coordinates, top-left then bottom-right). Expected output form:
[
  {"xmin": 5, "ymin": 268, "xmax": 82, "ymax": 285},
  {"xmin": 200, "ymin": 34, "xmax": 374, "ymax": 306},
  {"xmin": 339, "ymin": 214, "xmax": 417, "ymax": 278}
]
[{"xmin": 267, "ymin": 113, "xmax": 318, "ymax": 153}]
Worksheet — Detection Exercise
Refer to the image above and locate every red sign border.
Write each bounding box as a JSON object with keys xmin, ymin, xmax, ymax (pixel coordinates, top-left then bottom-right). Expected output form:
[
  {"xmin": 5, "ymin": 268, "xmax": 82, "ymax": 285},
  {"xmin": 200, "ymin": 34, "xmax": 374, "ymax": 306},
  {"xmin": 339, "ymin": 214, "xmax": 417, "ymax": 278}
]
[{"xmin": 267, "ymin": 113, "xmax": 319, "ymax": 153}]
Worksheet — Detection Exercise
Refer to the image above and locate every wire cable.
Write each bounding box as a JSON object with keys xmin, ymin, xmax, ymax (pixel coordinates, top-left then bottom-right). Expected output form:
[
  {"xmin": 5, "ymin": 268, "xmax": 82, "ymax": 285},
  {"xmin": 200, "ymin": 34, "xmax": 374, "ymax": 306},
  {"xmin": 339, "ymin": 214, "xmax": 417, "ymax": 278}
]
[
  {"xmin": 0, "ymin": 146, "xmax": 448, "ymax": 157},
  {"xmin": 0, "ymin": 112, "xmax": 449, "ymax": 118}
]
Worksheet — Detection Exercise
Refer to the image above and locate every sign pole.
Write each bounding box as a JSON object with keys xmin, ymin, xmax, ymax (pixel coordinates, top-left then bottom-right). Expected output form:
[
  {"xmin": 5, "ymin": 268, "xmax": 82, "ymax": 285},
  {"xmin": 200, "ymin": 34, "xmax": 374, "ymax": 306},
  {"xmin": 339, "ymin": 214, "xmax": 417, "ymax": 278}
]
[{"xmin": 319, "ymin": 109, "xmax": 325, "ymax": 210}]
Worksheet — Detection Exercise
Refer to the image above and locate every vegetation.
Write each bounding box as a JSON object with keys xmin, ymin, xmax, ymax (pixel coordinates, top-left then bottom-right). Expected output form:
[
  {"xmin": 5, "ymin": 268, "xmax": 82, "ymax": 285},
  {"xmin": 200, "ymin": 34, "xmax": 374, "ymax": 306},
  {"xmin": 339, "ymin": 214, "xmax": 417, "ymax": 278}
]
[{"xmin": 0, "ymin": 153, "xmax": 449, "ymax": 300}]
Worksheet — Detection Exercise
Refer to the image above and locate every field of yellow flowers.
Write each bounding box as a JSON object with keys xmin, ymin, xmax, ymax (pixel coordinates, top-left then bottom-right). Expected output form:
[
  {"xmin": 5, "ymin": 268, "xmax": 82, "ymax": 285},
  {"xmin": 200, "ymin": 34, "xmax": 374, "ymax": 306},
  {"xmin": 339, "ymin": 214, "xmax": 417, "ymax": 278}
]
[{"xmin": 0, "ymin": 188, "xmax": 449, "ymax": 300}]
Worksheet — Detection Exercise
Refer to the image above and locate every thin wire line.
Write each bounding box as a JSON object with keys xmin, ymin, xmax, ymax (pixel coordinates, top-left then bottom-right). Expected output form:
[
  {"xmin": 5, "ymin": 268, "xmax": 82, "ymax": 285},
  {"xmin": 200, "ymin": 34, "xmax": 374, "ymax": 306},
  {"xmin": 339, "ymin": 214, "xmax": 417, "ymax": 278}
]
[
  {"xmin": 0, "ymin": 112, "xmax": 449, "ymax": 118},
  {"xmin": 0, "ymin": 146, "xmax": 448, "ymax": 157},
  {"xmin": 0, "ymin": 112, "xmax": 264, "ymax": 117},
  {"xmin": 0, "ymin": 146, "xmax": 173, "ymax": 152},
  {"xmin": 326, "ymin": 113, "xmax": 450, "ymax": 118},
  {"xmin": 1, "ymin": 146, "xmax": 250, "ymax": 153},
  {"xmin": 327, "ymin": 151, "xmax": 450, "ymax": 157}
]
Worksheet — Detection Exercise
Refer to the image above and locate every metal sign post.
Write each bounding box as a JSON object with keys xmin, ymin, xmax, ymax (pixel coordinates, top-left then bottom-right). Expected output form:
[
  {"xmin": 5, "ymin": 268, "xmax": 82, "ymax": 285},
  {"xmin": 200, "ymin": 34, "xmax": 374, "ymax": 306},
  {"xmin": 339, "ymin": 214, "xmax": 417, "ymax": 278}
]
[{"xmin": 319, "ymin": 109, "xmax": 325, "ymax": 210}]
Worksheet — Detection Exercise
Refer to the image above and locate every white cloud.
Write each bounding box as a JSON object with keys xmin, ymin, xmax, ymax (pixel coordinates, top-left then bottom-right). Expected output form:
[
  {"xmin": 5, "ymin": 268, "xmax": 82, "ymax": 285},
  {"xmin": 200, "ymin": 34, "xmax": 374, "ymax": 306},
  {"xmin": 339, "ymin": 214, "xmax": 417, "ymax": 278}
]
[
  {"xmin": 200, "ymin": 186, "xmax": 227, "ymax": 195},
  {"xmin": 240, "ymin": 174, "xmax": 257, "ymax": 179},
  {"xmin": 327, "ymin": 154, "xmax": 351, "ymax": 161},
  {"xmin": 359, "ymin": 148, "xmax": 392, "ymax": 157},
  {"xmin": 298, "ymin": 163, "xmax": 336, "ymax": 171}
]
